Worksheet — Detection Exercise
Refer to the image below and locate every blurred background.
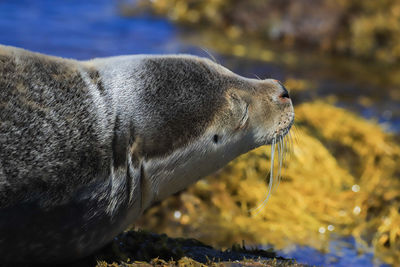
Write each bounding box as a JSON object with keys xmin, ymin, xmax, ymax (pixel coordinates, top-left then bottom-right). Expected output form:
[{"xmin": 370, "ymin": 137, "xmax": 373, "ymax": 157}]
[{"xmin": 1, "ymin": 0, "xmax": 399, "ymax": 266}]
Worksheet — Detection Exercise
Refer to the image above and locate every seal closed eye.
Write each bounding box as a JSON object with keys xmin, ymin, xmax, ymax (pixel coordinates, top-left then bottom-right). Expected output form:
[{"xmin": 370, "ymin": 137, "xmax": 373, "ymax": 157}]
[{"xmin": 0, "ymin": 44, "xmax": 294, "ymax": 263}]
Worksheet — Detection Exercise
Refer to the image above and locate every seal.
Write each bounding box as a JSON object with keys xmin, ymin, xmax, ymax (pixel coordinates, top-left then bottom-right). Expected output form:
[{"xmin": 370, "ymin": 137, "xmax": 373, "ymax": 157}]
[{"xmin": 0, "ymin": 44, "xmax": 294, "ymax": 263}]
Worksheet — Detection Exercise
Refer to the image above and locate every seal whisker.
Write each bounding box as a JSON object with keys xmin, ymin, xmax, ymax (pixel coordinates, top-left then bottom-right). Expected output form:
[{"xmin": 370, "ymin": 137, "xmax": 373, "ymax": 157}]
[
  {"xmin": 291, "ymin": 125, "xmax": 301, "ymax": 146},
  {"xmin": 286, "ymin": 135, "xmax": 291, "ymax": 160},
  {"xmin": 285, "ymin": 134, "xmax": 290, "ymax": 159},
  {"xmin": 288, "ymin": 132, "xmax": 294, "ymax": 158},
  {"xmin": 273, "ymin": 137, "xmax": 281, "ymax": 193},
  {"xmin": 287, "ymin": 134, "xmax": 291, "ymax": 159},
  {"xmin": 283, "ymin": 134, "xmax": 288, "ymax": 159},
  {"xmin": 282, "ymin": 135, "xmax": 287, "ymax": 161},
  {"xmin": 250, "ymin": 138, "xmax": 276, "ymax": 214},
  {"xmin": 279, "ymin": 137, "xmax": 285, "ymax": 168},
  {"xmin": 289, "ymin": 131, "xmax": 294, "ymax": 155},
  {"xmin": 291, "ymin": 127, "xmax": 307, "ymax": 156},
  {"xmin": 279, "ymin": 137, "xmax": 285, "ymax": 175},
  {"xmin": 274, "ymin": 136, "xmax": 283, "ymax": 192},
  {"xmin": 200, "ymin": 47, "xmax": 218, "ymax": 64},
  {"xmin": 253, "ymin": 74, "xmax": 262, "ymax": 80}
]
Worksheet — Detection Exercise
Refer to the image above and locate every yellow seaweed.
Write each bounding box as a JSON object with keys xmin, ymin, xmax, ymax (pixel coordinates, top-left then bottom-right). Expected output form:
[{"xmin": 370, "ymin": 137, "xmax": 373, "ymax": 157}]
[{"xmin": 136, "ymin": 101, "xmax": 400, "ymax": 265}]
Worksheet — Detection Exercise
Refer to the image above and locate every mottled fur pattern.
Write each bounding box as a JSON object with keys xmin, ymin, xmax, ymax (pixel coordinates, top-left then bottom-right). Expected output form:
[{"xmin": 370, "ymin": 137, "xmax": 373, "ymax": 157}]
[
  {"xmin": 0, "ymin": 45, "xmax": 294, "ymax": 263},
  {"xmin": 0, "ymin": 46, "xmax": 113, "ymax": 208}
]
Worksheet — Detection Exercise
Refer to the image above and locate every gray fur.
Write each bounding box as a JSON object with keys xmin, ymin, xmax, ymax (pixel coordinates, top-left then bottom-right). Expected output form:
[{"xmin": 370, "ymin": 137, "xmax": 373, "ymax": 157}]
[{"xmin": 0, "ymin": 45, "xmax": 294, "ymax": 263}]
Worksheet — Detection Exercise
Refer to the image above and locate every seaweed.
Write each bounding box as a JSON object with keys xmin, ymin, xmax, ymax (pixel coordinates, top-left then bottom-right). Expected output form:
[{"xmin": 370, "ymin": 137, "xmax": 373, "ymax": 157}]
[{"xmin": 135, "ymin": 101, "xmax": 400, "ymax": 265}]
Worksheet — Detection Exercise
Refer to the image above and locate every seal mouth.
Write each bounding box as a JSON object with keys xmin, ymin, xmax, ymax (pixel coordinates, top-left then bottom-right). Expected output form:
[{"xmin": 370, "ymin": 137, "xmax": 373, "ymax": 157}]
[{"xmin": 264, "ymin": 111, "xmax": 295, "ymax": 145}]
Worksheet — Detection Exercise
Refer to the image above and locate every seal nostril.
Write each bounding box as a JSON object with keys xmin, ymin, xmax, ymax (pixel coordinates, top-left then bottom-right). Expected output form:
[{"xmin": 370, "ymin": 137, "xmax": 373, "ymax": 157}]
[
  {"xmin": 213, "ymin": 134, "xmax": 219, "ymax": 143},
  {"xmin": 279, "ymin": 91, "xmax": 290, "ymax": 99}
]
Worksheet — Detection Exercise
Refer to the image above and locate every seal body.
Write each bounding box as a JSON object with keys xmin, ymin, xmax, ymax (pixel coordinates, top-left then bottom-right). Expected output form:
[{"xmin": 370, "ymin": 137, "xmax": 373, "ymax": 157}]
[{"xmin": 0, "ymin": 45, "xmax": 294, "ymax": 263}]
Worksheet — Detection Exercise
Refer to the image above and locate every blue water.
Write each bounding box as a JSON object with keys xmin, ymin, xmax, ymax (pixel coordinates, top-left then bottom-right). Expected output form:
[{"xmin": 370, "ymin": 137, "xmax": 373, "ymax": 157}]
[
  {"xmin": 277, "ymin": 236, "xmax": 390, "ymax": 267},
  {"xmin": 0, "ymin": 0, "xmax": 188, "ymax": 59},
  {"xmin": 0, "ymin": 0, "xmax": 396, "ymax": 266}
]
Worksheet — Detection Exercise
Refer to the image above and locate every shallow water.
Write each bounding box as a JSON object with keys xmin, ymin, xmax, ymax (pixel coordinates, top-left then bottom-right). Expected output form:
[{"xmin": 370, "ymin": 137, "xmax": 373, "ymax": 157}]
[
  {"xmin": 277, "ymin": 236, "xmax": 390, "ymax": 267},
  {"xmin": 0, "ymin": 0, "xmax": 396, "ymax": 266}
]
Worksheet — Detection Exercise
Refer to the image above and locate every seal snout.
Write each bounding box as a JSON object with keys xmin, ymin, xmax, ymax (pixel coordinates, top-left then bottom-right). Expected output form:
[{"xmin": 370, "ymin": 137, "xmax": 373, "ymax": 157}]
[
  {"xmin": 279, "ymin": 88, "xmax": 290, "ymax": 101},
  {"xmin": 272, "ymin": 80, "xmax": 290, "ymax": 103},
  {"xmin": 247, "ymin": 78, "xmax": 294, "ymax": 145}
]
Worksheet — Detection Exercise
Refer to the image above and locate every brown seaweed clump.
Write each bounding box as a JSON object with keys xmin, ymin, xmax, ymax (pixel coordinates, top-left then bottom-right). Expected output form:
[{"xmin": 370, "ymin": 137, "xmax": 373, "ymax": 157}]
[
  {"xmin": 136, "ymin": 101, "xmax": 400, "ymax": 265},
  {"xmin": 93, "ymin": 230, "xmax": 304, "ymax": 267}
]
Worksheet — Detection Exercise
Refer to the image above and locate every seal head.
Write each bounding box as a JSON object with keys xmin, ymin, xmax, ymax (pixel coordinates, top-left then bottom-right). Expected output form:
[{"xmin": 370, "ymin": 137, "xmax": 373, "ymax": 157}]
[{"xmin": 130, "ymin": 56, "xmax": 294, "ymax": 206}]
